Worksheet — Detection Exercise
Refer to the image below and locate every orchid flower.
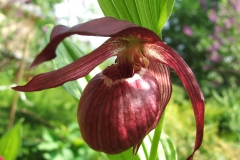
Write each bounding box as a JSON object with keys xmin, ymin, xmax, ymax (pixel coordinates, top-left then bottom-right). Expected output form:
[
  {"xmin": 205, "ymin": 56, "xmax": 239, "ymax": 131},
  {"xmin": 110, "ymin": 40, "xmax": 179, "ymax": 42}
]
[{"xmin": 12, "ymin": 17, "xmax": 204, "ymax": 160}]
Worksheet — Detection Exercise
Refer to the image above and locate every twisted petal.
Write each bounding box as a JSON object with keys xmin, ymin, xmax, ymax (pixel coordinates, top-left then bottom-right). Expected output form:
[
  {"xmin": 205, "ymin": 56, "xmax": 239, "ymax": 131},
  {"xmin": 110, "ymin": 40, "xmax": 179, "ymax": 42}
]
[
  {"xmin": 12, "ymin": 38, "xmax": 124, "ymax": 91},
  {"xmin": 12, "ymin": 17, "xmax": 159, "ymax": 92},
  {"xmin": 145, "ymin": 42, "xmax": 205, "ymax": 160},
  {"xmin": 30, "ymin": 17, "xmax": 159, "ymax": 68}
]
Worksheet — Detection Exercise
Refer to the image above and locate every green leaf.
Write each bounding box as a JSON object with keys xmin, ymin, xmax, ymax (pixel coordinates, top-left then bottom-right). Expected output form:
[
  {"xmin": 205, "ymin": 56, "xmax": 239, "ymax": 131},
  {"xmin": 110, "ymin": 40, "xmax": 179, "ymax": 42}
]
[
  {"xmin": 42, "ymin": 128, "xmax": 54, "ymax": 142},
  {"xmin": 98, "ymin": 0, "xmax": 121, "ymax": 20},
  {"xmin": 157, "ymin": 0, "xmax": 175, "ymax": 35},
  {"xmin": 38, "ymin": 142, "xmax": 60, "ymax": 151},
  {"xmin": 61, "ymin": 148, "xmax": 74, "ymax": 160},
  {"xmin": 98, "ymin": 0, "xmax": 144, "ymax": 28},
  {"xmin": 160, "ymin": 132, "xmax": 177, "ymax": 160},
  {"xmin": 0, "ymin": 119, "xmax": 23, "ymax": 160},
  {"xmin": 98, "ymin": 0, "xmax": 175, "ymax": 37},
  {"xmin": 107, "ymin": 149, "xmax": 140, "ymax": 160},
  {"xmin": 135, "ymin": 0, "xmax": 155, "ymax": 31},
  {"xmin": 138, "ymin": 130, "xmax": 177, "ymax": 160}
]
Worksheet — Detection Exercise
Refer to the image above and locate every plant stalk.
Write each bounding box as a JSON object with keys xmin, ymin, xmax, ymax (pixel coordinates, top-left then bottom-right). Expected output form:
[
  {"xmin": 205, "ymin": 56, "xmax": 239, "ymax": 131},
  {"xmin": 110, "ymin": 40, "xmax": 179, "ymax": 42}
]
[
  {"xmin": 8, "ymin": 32, "xmax": 31, "ymax": 130},
  {"xmin": 148, "ymin": 111, "xmax": 165, "ymax": 160}
]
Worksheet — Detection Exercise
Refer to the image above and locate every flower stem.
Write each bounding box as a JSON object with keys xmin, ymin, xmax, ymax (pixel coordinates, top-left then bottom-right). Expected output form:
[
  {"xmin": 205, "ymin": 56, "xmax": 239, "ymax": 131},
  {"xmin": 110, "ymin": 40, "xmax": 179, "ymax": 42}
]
[{"xmin": 148, "ymin": 111, "xmax": 165, "ymax": 160}]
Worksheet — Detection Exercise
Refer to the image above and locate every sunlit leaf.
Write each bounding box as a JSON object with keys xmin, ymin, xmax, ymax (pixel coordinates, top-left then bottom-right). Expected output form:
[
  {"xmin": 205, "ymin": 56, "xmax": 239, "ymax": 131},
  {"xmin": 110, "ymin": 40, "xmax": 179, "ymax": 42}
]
[
  {"xmin": 138, "ymin": 131, "xmax": 177, "ymax": 160},
  {"xmin": 135, "ymin": 0, "xmax": 154, "ymax": 31},
  {"xmin": 157, "ymin": 0, "xmax": 175, "ymax": 34},
  {"xmin": 42, "ymin": 128, "xmax": 54, "ymax": 142},
  {"xmin": 98, "ymin": 0, "xmax": 175, "ymax": 37},
  {"xmin": 61, "ymin": 148, "xmax": 74, "ymax": 160},
  {"xmin": 38, "ymin": 142, "xmax": 59, "ymax": 151},
  {"xmin": 160, "ymin": 132, "xmax": 177, "ymax": 160},
  {"xmin": 97, "ymin": 0, "xmax": 121, "ymax": 20},
  {"xmin": 0, "ymin": 119, "xmax": 23, "ymax": 160}
]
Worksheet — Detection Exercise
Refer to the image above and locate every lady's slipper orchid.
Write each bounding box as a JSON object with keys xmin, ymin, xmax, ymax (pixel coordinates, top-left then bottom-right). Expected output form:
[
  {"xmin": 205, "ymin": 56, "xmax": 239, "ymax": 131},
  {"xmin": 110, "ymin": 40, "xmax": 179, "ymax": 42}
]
[{"xmin": 12, "ymin": 17, "xmax": 204, "ymax": 160}]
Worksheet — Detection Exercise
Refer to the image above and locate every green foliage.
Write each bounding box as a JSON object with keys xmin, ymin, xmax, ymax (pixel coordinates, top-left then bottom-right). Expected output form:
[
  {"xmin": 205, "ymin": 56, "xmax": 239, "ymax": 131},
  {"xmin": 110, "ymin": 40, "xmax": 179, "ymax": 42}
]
[
  {"xmin": 164, "ymin": 85, "xmax": 240, "ymax": 160},
  {"xmin": 0, "ymin": 119, "xmax": 23, "ymax": 160},
  {"xmin": 0, "ymin": 64, "xmax": 80, "ymax": 159},
  {"xmin": 98, "ymin": 0, "xmax": 174, "ymax": 37},
  {"xmin": 212, "ymin": 89, "xmax": 240, "ymax": 141},
  {"xmin": 157, "ymin": 0, "xmax": 175, "ymax": 36},
  {"xmin": 143, "ymin": 129, "xmax": 177, "ymax": 160},
  {"xmin": 160, "ymin": 132, "xmax": 177, "ymax": 160},
  {"xmin": 37, "ymin": 123, "xmax": 106, "ymax": 160}
]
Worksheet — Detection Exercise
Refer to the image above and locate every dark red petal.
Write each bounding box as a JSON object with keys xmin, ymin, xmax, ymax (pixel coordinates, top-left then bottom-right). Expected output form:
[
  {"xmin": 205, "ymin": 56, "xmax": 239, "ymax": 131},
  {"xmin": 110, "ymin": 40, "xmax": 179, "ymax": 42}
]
[
  {"xmin": 145, "ymin": 42, "xmax": 205, "ymax": 160},
  {"xmin": 12, "ymin": 38, "xmax": 124, "ymax": 92},
  {"xmin": 132, "ymin": 58, "xmax": 172, "ymax": 154},
  {"xmin": 146, "ymin": 57, "xmax": 172, "ymax": 113},
  {"xmin": 31, "ymin": 17, "xmax": 159, "ymax": 68}
]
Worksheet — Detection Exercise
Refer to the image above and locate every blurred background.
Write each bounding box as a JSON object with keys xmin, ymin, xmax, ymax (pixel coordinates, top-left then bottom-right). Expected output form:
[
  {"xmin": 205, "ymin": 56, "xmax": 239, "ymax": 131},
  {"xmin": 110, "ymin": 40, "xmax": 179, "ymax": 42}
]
[{"xmin": 0, "ymin": 0, "xmax": 239, "ymax": 159}]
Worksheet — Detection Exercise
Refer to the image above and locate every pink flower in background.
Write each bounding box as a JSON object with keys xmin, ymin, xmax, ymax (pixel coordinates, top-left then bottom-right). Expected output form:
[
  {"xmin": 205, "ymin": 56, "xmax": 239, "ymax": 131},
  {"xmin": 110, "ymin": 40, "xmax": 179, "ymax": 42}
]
[
  {"xmin": 230, "ymin": 0, "xmax": 240, "ymax": 13},
  {"xmin": 224, "ymin": 18, "xmax": 233, "ymax": 29},
  {"xmin": 183, "ymin": 25, "xmax": 193, "ymax": 36},
  {"xmin": 214, "ymin": 26, "xmax": 222, "ymax": 34},
  {"xmin": 42, "ymin": 26, "xmax": 48, "ymax": 33},
  {"xmin": 210, "ymin": 51, "xmax": 222, "ymax": 63},
  {"xmin": 208, "ymin": 9, "xmax": 218, "ymax": 22}
]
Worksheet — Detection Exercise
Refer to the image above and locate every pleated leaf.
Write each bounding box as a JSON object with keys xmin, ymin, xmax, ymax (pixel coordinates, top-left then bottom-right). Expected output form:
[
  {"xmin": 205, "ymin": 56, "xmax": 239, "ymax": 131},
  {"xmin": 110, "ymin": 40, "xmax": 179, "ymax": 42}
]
[
  {"xmin": 157, "ymin": 0, "xmax": 175, "ymax": 34},
  {"xmin": 98, "ymin": 0, "xmax": 175, "ymax": 36},
  {"xmin": 137, "ymin": 131, "xmax": 177, "ymax": 160},
  {"xmin": 0, "ymin": 119, "xmax": 23, "ymax": 160},
  {"xmin": 160, "ymin": 132, "xmax": 177, "ymax": 160}
]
